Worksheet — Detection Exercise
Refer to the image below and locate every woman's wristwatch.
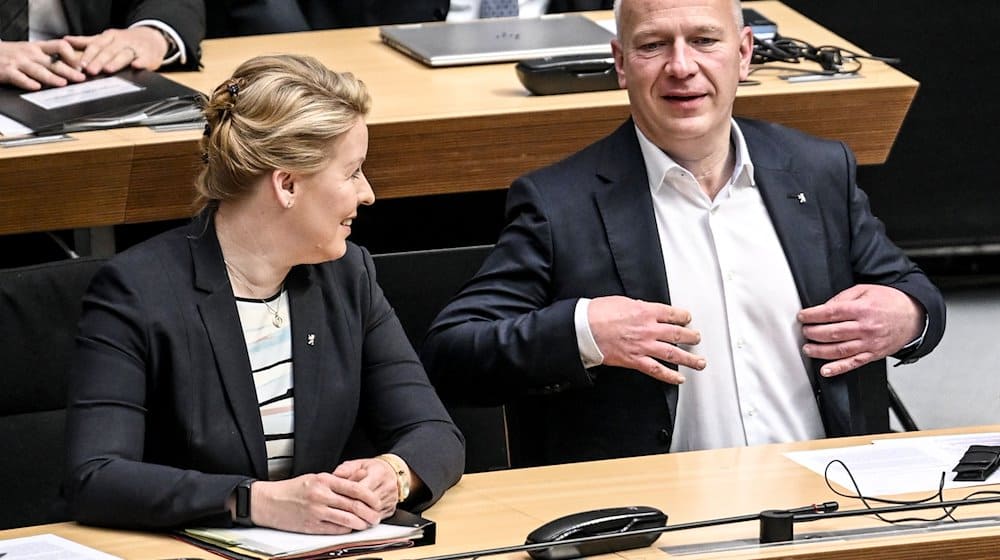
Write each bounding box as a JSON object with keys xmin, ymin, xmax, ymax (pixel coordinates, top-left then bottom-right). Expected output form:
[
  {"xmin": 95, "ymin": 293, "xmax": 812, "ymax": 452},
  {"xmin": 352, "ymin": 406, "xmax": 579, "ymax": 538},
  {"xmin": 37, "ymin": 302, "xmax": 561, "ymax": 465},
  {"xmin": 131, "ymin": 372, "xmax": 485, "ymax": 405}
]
[
  {"xmin": 234, "ymin": 478, "xmax": 256, "ymax": 526},
  {"xmin": 376, "ymin": 454, "xmax": 410, "ymax": 503}
]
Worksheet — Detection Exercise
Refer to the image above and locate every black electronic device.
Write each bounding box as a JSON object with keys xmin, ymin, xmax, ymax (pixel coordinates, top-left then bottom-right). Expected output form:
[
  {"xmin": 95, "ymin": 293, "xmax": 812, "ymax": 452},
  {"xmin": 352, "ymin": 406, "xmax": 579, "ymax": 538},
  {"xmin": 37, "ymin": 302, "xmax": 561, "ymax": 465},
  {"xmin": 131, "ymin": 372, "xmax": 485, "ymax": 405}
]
[
  {"xmin": 515, "ymin": 53, "xmax": 618, "ymax": 95},
  {"xmin": 742, "ymin": 7, "xmax": 777, "ymax": 39},
  {"xmin": 524, "ymin": 506, "xmax": 667, "ymax": 560},
  {"xmin": 0, "ymin": 68, "xmax": 202, "ymax": 138}
]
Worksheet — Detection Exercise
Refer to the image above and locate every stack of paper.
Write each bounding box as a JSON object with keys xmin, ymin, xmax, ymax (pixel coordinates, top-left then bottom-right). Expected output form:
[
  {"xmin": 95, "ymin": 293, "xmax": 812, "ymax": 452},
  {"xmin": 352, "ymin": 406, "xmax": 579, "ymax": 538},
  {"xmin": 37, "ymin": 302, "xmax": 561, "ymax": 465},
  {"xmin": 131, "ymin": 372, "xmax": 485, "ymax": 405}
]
[{"xmin": 180, "ymin": 510, "xmax": 435, "ymax": 560}]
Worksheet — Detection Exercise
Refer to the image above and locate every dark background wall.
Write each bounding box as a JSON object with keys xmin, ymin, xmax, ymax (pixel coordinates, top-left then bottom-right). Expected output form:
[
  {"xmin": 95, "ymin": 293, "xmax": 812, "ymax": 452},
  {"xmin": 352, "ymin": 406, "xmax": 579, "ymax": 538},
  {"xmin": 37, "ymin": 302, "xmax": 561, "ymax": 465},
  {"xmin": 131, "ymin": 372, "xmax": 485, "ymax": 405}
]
[{"xmin": 780, "ymin": 0, "xmax": 1000, "ymax": 252}]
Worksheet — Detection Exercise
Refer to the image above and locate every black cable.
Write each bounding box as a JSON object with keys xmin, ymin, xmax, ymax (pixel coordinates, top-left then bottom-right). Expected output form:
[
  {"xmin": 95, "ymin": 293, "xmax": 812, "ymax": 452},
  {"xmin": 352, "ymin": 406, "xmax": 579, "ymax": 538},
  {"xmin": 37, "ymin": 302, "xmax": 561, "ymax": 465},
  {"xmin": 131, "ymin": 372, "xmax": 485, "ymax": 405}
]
[
  {"xmin": 748, "ymin": 64, "xmax": 857, "ymax": 78},
  {"xmin": 822, "ymin": 459, "xmax": 1000, "ymax": 525},
  {"xmin": 751, "ymin": 34, "xmax": 898, "ymax": 77}
]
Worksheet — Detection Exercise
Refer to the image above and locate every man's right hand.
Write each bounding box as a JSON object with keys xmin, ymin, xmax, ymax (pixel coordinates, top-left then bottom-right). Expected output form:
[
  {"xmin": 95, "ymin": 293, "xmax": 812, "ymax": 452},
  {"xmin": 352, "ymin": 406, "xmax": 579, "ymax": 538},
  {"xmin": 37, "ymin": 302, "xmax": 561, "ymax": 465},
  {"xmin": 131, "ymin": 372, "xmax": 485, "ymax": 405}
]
[
  {"xmin": 588, "ymin": 295, "xmax": 705, "ymax": 384},
  {"xmin": 0, "ymin": 40, "xmax": 84, "ymax": 90}
]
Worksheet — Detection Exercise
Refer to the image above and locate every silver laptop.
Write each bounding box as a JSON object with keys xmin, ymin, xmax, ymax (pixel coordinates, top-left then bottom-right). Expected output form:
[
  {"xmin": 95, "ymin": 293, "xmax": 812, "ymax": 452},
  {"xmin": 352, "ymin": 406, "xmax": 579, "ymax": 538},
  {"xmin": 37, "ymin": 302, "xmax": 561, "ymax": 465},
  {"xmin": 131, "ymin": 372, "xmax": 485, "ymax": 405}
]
[{"xmin": 380, "ymin": 14, "xmax": 615, "ymax": 67}]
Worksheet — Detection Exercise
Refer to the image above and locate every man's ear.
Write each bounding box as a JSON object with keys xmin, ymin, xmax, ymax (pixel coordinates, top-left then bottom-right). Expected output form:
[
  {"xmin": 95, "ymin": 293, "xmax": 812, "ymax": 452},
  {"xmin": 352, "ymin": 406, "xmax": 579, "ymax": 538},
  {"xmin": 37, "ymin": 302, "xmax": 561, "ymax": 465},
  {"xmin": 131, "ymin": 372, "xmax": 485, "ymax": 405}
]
[
  {"xmin": 612, "ymin": 39, "xmax": 627, "ymax": 89},
  {"xmin": 738, "ymin": 27, "xmax": 753, "ymax": 81}
]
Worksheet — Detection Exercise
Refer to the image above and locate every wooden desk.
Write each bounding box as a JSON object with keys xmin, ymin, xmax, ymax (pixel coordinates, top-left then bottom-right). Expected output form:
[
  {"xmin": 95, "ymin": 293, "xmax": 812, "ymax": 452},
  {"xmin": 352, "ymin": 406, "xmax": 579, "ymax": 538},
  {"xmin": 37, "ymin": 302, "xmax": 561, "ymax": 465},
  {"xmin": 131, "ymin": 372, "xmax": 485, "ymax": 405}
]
[
  {"xmin": 3, "ymin": 427, "xmax": 998, "ymax": 560},
  {"xmin": 0, "ymin": 1, "xmax": 918, "ymax": 236}
]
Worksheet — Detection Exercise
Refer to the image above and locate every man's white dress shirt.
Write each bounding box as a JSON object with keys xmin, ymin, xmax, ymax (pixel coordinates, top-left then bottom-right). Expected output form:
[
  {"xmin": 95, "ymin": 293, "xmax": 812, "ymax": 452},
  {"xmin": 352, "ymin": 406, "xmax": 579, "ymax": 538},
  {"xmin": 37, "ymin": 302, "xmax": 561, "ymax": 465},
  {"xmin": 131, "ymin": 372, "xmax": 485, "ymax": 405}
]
[{"xmin": 575, "ymin": 120, "xmax": 826, "ymax": 452}]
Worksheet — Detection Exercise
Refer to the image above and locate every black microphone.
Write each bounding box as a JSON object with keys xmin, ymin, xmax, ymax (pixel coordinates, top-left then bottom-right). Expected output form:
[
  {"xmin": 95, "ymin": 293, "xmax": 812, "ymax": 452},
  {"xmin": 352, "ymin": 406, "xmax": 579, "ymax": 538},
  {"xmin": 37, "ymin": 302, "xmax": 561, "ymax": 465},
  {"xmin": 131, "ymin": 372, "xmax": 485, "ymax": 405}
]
[
  {"xmin": 407, "ymin": 502, "xmax": 840, "ymax": 560},
  {"xmin": 785, "ymin": 501, "xmax": 839, "ymax": 515},
  {"xmin": 762, "ymin": 496, "xmax": 1000, "ymax": 544},
  {"xmin": 408, "ymin": 495, "xmax": 1000, "ymax": 560},
  {"xmin": 759, "ymin": 501, "xmax": 840, "ymax": 544}
]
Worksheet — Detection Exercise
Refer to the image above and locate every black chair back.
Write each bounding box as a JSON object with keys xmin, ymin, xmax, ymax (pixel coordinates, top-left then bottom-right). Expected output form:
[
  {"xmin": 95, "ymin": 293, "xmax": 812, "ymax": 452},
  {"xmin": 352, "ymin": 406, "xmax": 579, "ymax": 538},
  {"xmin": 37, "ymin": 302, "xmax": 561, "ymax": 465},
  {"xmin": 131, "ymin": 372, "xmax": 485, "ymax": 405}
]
[
  {"xmin": 0, "ymin": 257, "xmax": 106, "ymax": 529},
  {"xmin": 371, "ymin": 245, "xmax": 511, "ymax": 472}
]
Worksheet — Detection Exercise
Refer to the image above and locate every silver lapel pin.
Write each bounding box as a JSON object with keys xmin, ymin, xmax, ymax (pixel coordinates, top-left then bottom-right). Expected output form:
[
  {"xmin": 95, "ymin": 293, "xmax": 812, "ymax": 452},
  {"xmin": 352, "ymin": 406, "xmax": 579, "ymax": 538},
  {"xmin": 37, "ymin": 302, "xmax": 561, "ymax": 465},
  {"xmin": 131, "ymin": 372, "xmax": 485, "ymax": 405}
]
[
  {"xmin": 796, "ymin": 192, "xmax": 807, "ymax": 204},
  {"xmin": 307, "ymin": 334, "xmax": 316, "ymax": 346}
]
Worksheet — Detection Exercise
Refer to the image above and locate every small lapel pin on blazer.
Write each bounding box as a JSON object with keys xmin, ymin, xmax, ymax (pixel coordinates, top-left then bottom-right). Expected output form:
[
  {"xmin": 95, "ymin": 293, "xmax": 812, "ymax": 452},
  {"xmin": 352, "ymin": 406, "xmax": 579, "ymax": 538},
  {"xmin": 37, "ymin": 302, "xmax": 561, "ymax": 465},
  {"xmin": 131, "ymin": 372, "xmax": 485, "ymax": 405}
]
[
  {"xmin": 307, "ymin": 334, "xmax": 316, "ymax": 346},
  {"xmin": 787, "ymin": 192, "xmax": 807, "ymax": 204}
]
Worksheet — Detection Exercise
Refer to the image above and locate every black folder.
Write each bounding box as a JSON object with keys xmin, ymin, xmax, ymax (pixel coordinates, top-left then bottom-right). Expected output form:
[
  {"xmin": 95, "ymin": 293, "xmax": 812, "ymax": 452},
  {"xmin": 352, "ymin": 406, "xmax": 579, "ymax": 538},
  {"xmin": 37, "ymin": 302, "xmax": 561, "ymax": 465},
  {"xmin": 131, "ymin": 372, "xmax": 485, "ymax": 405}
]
[
  {"xmin": 0, "ymin": 68, "xmax": 203, "ymax": 136},
  {"xmin": 176, "ymin": 509, "xmax": 437, "ymax": 560}
]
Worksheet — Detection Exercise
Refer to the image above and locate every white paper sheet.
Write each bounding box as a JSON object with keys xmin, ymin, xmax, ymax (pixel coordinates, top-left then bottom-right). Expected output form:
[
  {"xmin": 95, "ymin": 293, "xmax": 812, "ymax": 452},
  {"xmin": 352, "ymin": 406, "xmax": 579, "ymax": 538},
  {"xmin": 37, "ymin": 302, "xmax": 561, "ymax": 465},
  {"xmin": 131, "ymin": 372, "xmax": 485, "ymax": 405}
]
[
  {"xmin": 0, "ymin": 533, "xmax": 122, "ymax": 560},
  {"xmin": 784, "ymin": 432, "xmax": 1000, "ymax": 496},
  {"xmin": 185, "ymin": 522, "xmax": 421, "ymax": 556},
  {"xmin": 20, "ymin": 77, "xmax": 143, "ymax": 110},
  {"xmin": 0, "ymin": 112, "xmax": 33, "ymax": 137}
]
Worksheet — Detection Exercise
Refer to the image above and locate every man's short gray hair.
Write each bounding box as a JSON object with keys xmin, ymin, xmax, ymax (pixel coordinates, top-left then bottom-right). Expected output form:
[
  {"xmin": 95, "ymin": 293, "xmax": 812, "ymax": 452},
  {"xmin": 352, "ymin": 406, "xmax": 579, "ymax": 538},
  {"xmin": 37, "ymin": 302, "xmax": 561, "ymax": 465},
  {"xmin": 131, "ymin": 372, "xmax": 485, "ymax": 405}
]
[{"xmin": 612, "ymin": 0, "xmax": 745, "ymax": 39}]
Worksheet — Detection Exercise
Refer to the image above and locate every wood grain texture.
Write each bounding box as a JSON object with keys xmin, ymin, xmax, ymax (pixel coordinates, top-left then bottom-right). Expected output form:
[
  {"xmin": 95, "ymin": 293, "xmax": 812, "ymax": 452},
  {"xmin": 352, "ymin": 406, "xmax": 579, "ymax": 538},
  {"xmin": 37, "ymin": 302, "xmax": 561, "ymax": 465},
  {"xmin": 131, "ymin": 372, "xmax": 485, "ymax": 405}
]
[
  {"xmin": 0, "ymin": 2, "xmax": 918, "ymax": 234},
  {"xmin": 2, "ymin": 427, "xmax": 998, "ymax": 560}
]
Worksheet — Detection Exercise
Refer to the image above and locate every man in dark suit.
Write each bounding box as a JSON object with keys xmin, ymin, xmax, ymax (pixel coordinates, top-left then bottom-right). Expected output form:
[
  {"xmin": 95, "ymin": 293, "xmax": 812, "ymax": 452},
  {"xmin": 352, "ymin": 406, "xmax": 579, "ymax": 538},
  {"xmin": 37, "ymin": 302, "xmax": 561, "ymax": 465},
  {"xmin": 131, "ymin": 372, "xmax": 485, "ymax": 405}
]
[
  {"xmin": 206, "ymin": 0, "xmax": 449, "ymax": 38},
  {"xmin": 421, "ymin": 0, "xmax": 945, "ymax": 468},
  {"xmin": 0, "ymin": 0, "xmax": 203, "ymax": 90},
  {"xmin": 447, "ymin": 0, "xmax": 611, "ymax": 20}
]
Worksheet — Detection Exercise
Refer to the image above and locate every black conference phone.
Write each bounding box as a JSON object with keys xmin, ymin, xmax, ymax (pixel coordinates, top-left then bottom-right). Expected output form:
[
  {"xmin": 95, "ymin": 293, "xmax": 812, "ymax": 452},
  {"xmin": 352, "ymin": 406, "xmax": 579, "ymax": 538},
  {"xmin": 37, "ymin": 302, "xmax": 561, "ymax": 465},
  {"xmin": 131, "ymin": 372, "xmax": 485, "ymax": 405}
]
[
  {"xmin": 515, "ymin": 53, "xmax": 619, "ymax": 95},
  {"xmin": 524, "ymin": 506, "xmax": 668, "ymax": 560}
]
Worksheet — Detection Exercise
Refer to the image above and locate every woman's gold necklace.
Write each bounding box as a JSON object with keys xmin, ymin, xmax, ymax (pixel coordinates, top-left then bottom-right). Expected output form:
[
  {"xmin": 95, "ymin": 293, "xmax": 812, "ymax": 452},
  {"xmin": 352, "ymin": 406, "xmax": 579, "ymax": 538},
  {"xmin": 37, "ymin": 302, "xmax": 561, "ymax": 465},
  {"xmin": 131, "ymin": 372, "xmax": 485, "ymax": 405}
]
[{"xmin": 224, "ymin": 259, "xmax": 285, "ymax": 328}]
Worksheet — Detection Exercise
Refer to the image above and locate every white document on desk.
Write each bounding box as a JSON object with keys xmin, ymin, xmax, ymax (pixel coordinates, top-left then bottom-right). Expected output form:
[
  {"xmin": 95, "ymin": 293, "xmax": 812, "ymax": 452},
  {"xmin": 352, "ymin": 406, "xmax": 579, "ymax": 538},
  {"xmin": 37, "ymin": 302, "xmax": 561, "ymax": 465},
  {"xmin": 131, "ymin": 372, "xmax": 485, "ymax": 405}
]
[
  {"xmin": 0, "ymin": 533, "xmax": 121, "ymax": 560},
  {"xmin": 184, "ymin": 522, "xmax": 421, "ymax": 557},
  {"xmin": 784, "ymin": 432, "xmax": 1000, "ymax": 496},
  {"xmin": 0, "ymin": 112, "xmax": 32, "ymax": 137},
  {"xmin": 21, "ymin": 77, "xmax": 143, "ymax": 110}
]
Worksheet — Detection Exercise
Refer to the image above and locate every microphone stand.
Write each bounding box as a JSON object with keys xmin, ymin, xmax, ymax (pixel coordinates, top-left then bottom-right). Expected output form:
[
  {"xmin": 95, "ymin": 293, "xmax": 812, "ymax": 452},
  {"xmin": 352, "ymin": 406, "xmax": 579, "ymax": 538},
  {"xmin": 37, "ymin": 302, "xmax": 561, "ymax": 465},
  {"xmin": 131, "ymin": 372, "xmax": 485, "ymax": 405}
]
[
  {"xmin": 408, "ymin": 495, "xmax": 1000, "ymax": 560},
  {"xmin": 410, "ymin": 503, "xmax": 835, "ymax": 560},
  {"xmin": 759, "ymin": 494, "xmax": 1000, "ymax": 544}
]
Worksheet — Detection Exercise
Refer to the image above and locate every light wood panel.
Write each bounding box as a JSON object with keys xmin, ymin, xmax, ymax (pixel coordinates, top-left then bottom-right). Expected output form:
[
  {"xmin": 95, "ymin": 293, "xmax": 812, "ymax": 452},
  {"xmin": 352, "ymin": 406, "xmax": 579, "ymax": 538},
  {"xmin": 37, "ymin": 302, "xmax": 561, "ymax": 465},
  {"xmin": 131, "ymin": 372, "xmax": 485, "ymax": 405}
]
[
  {"xmin": 3, "ymin": 427, "xmax": 998, "ymax": 560},
  {"xmin": 0, "ymin": 2, "xmax": 918, "ymax": 234}
]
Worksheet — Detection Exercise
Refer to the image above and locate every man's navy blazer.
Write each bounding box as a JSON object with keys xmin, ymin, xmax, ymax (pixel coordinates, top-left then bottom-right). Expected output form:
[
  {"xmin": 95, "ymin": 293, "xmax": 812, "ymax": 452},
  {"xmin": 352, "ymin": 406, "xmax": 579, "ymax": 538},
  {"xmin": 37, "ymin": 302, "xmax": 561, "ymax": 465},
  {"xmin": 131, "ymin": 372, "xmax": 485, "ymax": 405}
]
[
  {"xmin": 422, "ymin": 118, "xmax": 945, "ymax": 468},
  {"xmin": 67, "ymin": 0, "xmax": 204, "ymax": 69},
  {"xmin": 65, "ymin": 214, "xmax": 464, "ymax": 529},
  {"xmin": 547, "ymin": 0, "xmax": 614, "ymax": 12},
  {"xmin": 206, "ymin": 0, "xmax": 448, "ymax": 37}
]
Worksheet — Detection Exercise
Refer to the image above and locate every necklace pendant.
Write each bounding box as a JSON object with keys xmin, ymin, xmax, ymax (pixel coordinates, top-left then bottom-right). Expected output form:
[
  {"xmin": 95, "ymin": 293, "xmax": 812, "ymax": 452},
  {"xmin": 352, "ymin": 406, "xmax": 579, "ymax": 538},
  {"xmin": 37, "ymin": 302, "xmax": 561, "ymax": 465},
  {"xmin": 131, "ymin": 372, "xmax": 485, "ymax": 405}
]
[{"xmin": 272, "ymin": 314, "xmax": 283, "ymax": 328}]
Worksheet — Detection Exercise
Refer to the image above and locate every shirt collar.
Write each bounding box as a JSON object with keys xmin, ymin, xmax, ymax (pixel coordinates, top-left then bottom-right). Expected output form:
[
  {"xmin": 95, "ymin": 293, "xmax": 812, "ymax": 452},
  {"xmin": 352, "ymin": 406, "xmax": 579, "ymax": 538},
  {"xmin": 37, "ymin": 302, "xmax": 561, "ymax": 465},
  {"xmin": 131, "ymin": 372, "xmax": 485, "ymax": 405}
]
[{"xmin": 635, "ymin": 119, "xmax": 756, "ymax": 195}]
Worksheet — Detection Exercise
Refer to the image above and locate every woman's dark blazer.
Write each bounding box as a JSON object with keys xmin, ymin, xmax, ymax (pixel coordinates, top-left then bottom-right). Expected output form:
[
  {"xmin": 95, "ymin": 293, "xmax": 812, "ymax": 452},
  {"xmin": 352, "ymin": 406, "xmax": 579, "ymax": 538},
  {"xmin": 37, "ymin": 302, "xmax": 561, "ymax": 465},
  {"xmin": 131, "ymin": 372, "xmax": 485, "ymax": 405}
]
[{"xmin": 64, "ymin": 213, "xmax": 464, "ymax": 529}]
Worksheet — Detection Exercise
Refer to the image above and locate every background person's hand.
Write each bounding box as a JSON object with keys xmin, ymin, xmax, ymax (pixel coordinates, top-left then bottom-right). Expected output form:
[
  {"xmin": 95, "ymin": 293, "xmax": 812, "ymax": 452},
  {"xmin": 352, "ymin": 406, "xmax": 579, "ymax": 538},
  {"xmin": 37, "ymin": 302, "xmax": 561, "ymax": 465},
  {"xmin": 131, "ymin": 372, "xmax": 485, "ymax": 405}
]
[
  {"xmin": 249, "ymin": 472, "xmax": 383, "ymax": 534},
  {"xmin": 64, "ymin": 26, "xmax": 168, "ymax": 76},
  {"xmin": 588, "ymin": 295, "xmax": 704, "ymax": 384},
  {"xmin": 334, "ymin": 458, "xmax": 400, "ymax": 519},
  {"xmin": 798, "ymin": 284, "xmax": 924, "ymax": 377},
  {"xmin": 0, "ymin": 39, "xmax": 84, "ymax": 90}
]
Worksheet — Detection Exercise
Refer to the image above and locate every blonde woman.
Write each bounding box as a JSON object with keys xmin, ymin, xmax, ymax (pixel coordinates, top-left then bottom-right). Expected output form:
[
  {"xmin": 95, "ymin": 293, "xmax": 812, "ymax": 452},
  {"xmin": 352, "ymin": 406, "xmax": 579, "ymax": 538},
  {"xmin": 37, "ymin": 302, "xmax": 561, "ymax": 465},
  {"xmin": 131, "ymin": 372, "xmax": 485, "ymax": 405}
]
[{"xmin": 65, "ymin": 54, "xmax": 464, "ymax": 533}]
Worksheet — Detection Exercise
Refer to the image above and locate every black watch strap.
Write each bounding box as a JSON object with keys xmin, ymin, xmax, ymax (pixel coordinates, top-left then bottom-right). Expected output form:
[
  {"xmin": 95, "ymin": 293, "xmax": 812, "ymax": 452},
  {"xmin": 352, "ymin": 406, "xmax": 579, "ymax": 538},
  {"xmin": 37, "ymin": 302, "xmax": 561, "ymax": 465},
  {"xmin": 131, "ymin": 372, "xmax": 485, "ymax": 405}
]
[{"xmin": 234, "ymin": 478, "xmax": 256, "ymax": 526}]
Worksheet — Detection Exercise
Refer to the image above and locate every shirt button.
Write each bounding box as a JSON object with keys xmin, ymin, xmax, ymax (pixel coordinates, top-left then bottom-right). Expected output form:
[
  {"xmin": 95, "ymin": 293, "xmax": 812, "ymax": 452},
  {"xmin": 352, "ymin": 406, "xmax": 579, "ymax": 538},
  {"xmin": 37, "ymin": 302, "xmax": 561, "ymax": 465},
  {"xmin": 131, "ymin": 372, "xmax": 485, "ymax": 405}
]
[{"xmin": 746, "ymin": 408, "xmax": 757, "ymax": 417}]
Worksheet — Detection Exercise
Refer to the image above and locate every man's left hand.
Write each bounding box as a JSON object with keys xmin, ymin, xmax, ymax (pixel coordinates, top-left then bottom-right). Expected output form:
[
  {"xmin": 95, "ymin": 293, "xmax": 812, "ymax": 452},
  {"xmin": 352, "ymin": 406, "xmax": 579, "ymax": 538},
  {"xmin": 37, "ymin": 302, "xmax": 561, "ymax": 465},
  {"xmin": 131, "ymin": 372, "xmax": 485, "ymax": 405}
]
[
  {"xmin": 798, "ymin": 284, "xmax": 924, "ymax": 377},
  {"xmin": 64, "ymin": 26, "xmax": 168, "ymax": 76}
]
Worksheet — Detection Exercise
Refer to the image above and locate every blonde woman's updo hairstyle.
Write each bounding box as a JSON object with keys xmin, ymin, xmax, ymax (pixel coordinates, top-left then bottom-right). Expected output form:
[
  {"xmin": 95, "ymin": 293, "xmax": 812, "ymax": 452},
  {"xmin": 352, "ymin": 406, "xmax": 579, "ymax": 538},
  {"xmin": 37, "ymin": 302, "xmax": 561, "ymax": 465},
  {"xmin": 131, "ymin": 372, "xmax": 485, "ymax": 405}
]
[{"xmin": 195, "ymin": 54, "xmax": 371, "ymax": 211}]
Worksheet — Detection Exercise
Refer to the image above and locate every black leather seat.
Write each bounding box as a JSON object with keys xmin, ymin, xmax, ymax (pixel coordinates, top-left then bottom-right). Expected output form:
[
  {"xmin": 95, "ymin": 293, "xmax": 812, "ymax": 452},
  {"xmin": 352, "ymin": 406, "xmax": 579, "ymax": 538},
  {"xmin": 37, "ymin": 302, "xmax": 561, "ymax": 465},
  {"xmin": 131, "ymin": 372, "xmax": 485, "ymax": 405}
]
[
  {"xmin": 0, "ymin": 257, "xmax": 106, "ymax": 529},
  {"xmin": 372, "ymin": 245, "xmax": 510, "ymax": 473}
]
